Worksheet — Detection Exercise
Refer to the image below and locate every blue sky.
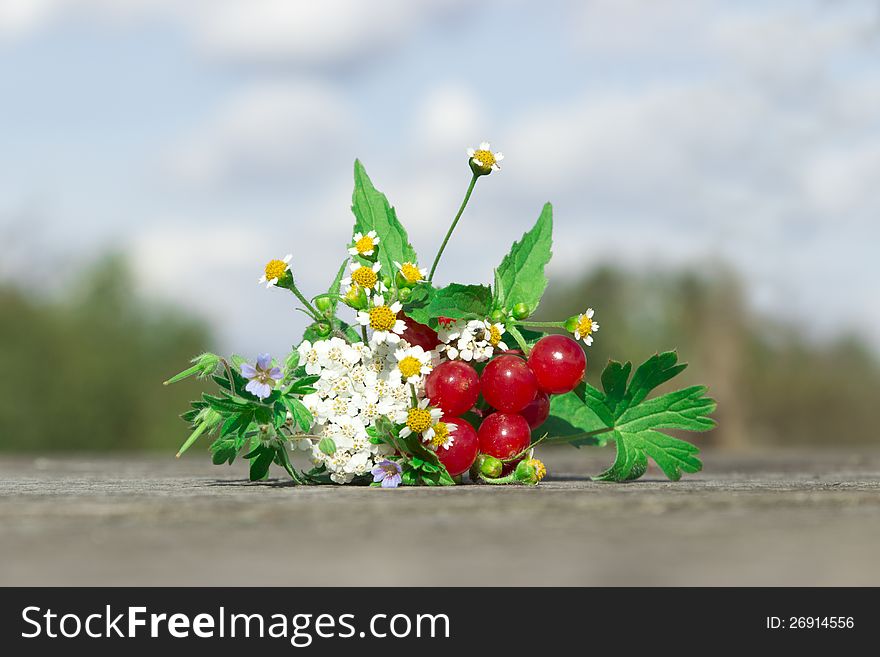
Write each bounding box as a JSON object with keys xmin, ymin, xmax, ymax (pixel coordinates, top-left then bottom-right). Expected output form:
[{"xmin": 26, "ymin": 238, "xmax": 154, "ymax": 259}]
[{"xmin": 2, "ymin": 0, "xmax": 879, "ymax": 356}]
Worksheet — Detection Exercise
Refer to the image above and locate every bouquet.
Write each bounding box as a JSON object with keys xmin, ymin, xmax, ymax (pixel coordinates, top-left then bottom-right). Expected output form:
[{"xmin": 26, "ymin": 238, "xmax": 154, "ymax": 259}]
[{"xmin": 166, "ymin": 143, "xmax": 716, "ymax": 487}]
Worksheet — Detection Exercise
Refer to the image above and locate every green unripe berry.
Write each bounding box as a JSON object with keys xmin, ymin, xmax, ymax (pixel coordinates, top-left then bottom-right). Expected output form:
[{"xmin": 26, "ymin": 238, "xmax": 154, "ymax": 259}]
[
  {"xmin": 382, "ymin": 276, "xmax": 393, "ymax": 290},
  {"xmin": 477, "ymin": 454, "xmax": 503, "ymax": 479},
  {"xmin": 490, "ymin": 309, "xmax": 506, "ymax": 324},
  {"xmin": 514, "ymin": 459, "xmax": 538, "ymax": 485},
  {"xmin": 315, "ymin": 321, "xmax": 333, "ymax": 338},
  {"xmin": 398, "ymin": 287, "xmax": 412, "ymax": 302},
  {"xmin": 512, "ymin": 303, "xmax": 530, "ymax": 320},
  {"xmin": 315, "ymin": 296, "xmax": 333, "ymax": 315}
]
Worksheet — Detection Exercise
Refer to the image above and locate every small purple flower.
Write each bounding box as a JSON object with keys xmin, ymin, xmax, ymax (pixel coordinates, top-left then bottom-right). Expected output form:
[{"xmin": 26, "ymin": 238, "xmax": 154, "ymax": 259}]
[
  {"xmin": 241, "ymin": 353, "xmax": 283, "ymax": 400},
  {"xmin": 371, "ymin": 459, "xmax": 403, "ymax": 488}
]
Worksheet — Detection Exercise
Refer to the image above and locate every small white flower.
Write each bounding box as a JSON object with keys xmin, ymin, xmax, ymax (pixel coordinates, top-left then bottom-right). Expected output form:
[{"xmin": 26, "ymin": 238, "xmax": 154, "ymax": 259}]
[
  {"xmin": 341, "ymin": 261, "xmax": 385, "ymax": 296},
  {"xmin": 357, "ymin": 295, "xmax": 406, "ymax": 346},
  {"xmin": 393, "ymin": 345, "xmax": 433, "ymax": 384},
  {"xmin": 297, "ymin": 340, "xmax": 323, "ymax": 375},
  {"xmin": 467, "ymin": 141, "xmax": 504, "ymax": 173},
  {"xmin": 394, "ymin": 261, "xmax": 428, "ymax": 285},
  {"xmin": 349, "ymin": 230, "xmax": 380, "ymax": 257},
  {"xmin": 258, "ymin": 254, "xmax": 292, "ymax": 288},
  {"xmin": 440, "ymin": 319, "xmax": 501, "ymax": 363},
  {"xmin": 573, "ymin": 308, "xmax": 599, "ymax": 346}
]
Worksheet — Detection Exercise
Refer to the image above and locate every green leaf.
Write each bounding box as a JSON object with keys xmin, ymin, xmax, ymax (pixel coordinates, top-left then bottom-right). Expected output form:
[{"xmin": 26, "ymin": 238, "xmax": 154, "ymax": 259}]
[
  {"xmin": 550, "ymin": 352, "xmax": 715, "ymax": 482},
  {"xmin": 210, "ymin": 436, "xmax": 239, "ymax": 465},
  {"xmin": 543, "ymin": 385, "xmax": 611, "ymax": 447},
  {"xmin": 593, "ymin": 353, "xmax": 715, "ymax": 481},
  {"xmin": 326, "ymin": 258, "xmax": 349, "ymax": 315},
  {"xmin": 493, "ymin": 202, "xmax": 553, "ymax": 315},
  {"xmin": 424, "ymin": 284, "xmax": 492, "ymax": 322},
  {"xmin": 247, "ymin": 444, "xmax": 275, "ymax": 481},
  {"xmin": 403, "ymin": 285, "xmax": 435, "ymax": 325},
  {"xmin": 351, "ymin": 160, "xmax": 418, "ymax": 277},
  {"xmin": 281, "ymin": 396, "xmax": 314, "ymax": 432}
]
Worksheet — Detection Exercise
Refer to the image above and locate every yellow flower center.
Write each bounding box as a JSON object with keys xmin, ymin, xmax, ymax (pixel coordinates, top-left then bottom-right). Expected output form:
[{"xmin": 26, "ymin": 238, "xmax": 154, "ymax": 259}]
[
  {"xmin": 577, "ymin": 315, "xmax": 594, "ymax": 336},
  {"xmin": 473, "ymin": 149, "xmax": 496, "ymax": 169},
  {"xmin": 351, "ymin": 266, "xmax": 378, "ymax": 289},
  {"xmin": 264, "ymin": 259, "xmax": 288, "ymax": 282},
  {"xmin": 529, "ymin": 458, "xmax": 547, "ymax": 482},
  {"xmin": 431, "ymin": 422, "xmax": 451, "ymax": 449},
  {"xmin": 398, "ymin": 356, "xmax": 422, "ymax": 379},
  {"xmin": 488, "ymin": 324, "xmax": 502, "ymax": 346},
  {"xmin": 406, "ymin": 407, "xmax": 433, "ymax": 434},
  {"xmin": 355, "ymin": 235, "xmax": 375, "ymax": 254},
  {"xmin": 400, "ymin": 262, "xmax": 423, "ymax": 284},
  {"xmin": 368, "ymin": 305, "xmax": 396, "ymax": 332}
]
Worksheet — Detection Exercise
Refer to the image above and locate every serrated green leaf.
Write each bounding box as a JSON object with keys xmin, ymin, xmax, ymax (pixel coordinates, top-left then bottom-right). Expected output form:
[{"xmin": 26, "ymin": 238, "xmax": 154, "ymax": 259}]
[
  {"xmin": 548, "ymin": 352, "xmax": 714, "ymax": 482},
  {"xmin": 247, "ymin": 444, "xmax": 275, "ymax": 481},
  {"xmin": 543, "ymin": 386, "xmax": 610, "ymax": 447},
  {"xmin": 210, "ymin": 436, "xmax": 239, "ymax": 465},
  {"xmin": 494, "ymin": 203, "xmax": 553, "ymax": 315},
  {"xmin": 325, "ymin": 258, "xmax": 349, "ymax": 315},
  {"xmin": 351, "ymin": 160, "xmax": 418, "ymax": 278},
  {"xmin": 403, "ymin": 285, "xmax": 435, "ymax": 325},
  {"xmin": 281, "ymin": 396, "xmax": 314, "ymax": 432},
  {"xmin": 594, "ymin": 429, "xmax": 701, "ymax": 482},
  {"xmin": 425, "ymin": 284, "xmax": 492, "ymax": 322},
  {"xmin": 585, "ymin": 353, "xmax": 714, "ymax": 482},
  {"xmin": 620, "ymin": 351, "xmax": 687, "ymax": 413}
]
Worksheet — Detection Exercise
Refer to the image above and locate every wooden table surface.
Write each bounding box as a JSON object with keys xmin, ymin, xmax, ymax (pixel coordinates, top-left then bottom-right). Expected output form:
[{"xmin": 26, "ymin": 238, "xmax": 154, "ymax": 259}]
[{"xmin": 2, "ymin": 448, "xmax": 879, "ymax": 586}]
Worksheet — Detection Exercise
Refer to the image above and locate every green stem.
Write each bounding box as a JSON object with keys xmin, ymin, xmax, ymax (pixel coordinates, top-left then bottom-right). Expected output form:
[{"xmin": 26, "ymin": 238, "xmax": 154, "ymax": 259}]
[
  {"xmin": 289, "ymin": 283, "xmax": 322, "ymax": 320},
  {"xmin": 428, "ymin": 173, "xmax": 479, "ymax": 282},
  {"xmin": 506, "ymin": 324, "xmax": 531, "ymax": 355},
  {"xmin": 479, "ymin": 472, "xmax": 518, "ymax": 485},
  {"xmin": 361, "ymin": 324, "xmax": 369, "ymax": 343},
  {"xmin": 516, "ymin": 320, "xmax": 566, "ymax": 328}
]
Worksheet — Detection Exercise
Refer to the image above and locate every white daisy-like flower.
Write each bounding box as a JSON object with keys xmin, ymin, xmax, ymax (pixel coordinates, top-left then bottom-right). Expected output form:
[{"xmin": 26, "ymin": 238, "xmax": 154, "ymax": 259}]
[
  {"xmin": 398, "ymin": 398, "xmax": 443, "ymax": 442},
  {"xmin": 428, "ymin": 420, "xmax": 457, "ymax": 451},
  {"xmin": 258, "ymin": 254, "xmax": 292, "ymax": 288},
  {"xmin": 467, "ymin": 142, "xmax": 503, "ymax": 173},
  {"xmin": 341, "ymin": 261, "xmax": 385, "ymax": 296},
  {"xmin": 573, "ymin": 308, "xmax": 599, "ymax": 346},
  {"xmin": 394, "ymin": 261, "xmax": 428, "ymax": 286},
  {"xmin": 348, "ymin": 230, "xmax": 380, "ymax": 257},
  {"xmin": 357, "ymin": 295, "xmax": 406, "ymax": 345},
  {"xmin": 393, "ymin": 345, "xmax": 433, "ymax": 384}
]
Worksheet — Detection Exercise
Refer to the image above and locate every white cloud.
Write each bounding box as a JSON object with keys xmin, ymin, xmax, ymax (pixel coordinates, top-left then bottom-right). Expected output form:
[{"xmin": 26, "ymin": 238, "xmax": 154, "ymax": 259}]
[
  {"xmin": 168, "ymin": 79, "xmax": 355, "ymax": 188},
  {"xmin": 0, "ymin": 0, "xmax": 469, "ymax": 65}
]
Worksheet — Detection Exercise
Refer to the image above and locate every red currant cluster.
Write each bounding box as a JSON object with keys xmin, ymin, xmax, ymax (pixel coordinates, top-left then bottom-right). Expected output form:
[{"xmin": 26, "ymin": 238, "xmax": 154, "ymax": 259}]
[{"xmin": 413, "ymin": 319, "xmax": 587, "ymax": 479}]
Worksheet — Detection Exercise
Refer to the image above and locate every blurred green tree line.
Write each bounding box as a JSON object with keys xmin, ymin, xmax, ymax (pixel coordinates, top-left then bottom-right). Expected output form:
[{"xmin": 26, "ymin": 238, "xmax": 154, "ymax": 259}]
[
  {"xmin": 539, "ymin": 266, "xmax": 880, "ymax": 448},
  {"xmin": 0, "ymin": 255, "xmax": 210, "ymax": 451},
  {"xmin": 1, "ymin": 257, "xmax": 877, "ymax": 451}
]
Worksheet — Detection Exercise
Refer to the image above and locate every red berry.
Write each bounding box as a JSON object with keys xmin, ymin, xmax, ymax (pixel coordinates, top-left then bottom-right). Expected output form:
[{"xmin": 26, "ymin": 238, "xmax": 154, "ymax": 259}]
[
  {"xmin": 480, "ymin": 354, "xmax": 537, "ymax": 413},
  {"xmin": 527, "ymin": 335, "xmax": 586, "ymax": 394},
  {"xmin": 425, "ymin": 361, "xmax": 480, "ymax": 416},
  {"xmin": 400, "ymin": 316, "xmax": 440, "ymax": 351},
  {"xmin": 520, "ymin": 391, "xmax": 550, "ymax": 429},
  {"xmin": 435, "ymin": 417, "xmax": 479, "ymax": 477},
  {"xmin": 477, "ymin": 412, "xmax": 531, "ymax": 460}
]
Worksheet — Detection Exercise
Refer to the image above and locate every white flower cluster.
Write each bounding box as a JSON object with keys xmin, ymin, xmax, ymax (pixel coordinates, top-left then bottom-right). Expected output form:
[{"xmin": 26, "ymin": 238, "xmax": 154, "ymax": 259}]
[
  {"xmin": 295, "ymin": 337, "xmax": 431, "ymax": 484},
  {"xmin": 437, "ymin": 319, "xmax": 508, "ymax": 362}
]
